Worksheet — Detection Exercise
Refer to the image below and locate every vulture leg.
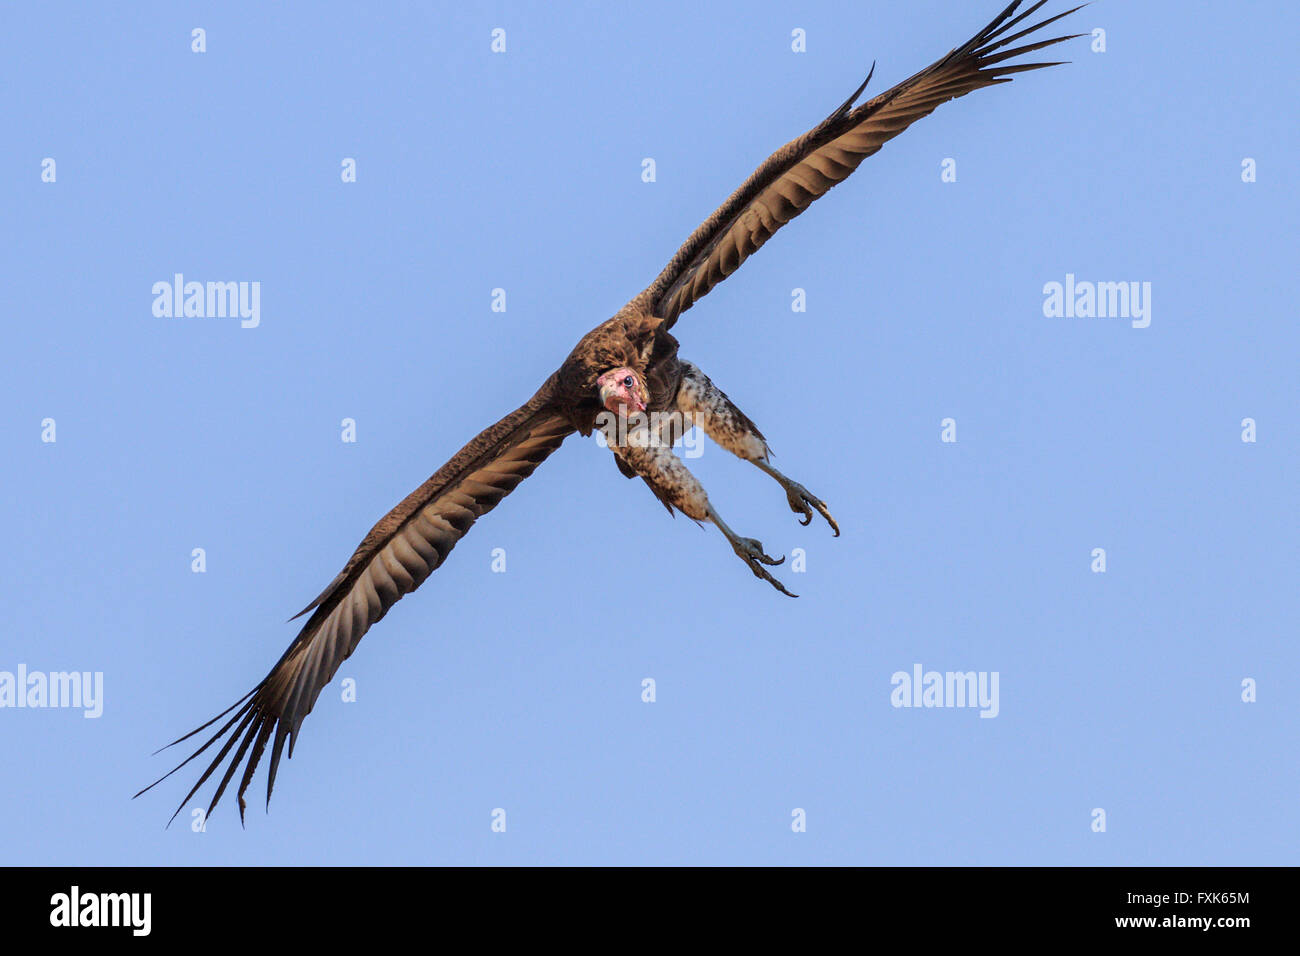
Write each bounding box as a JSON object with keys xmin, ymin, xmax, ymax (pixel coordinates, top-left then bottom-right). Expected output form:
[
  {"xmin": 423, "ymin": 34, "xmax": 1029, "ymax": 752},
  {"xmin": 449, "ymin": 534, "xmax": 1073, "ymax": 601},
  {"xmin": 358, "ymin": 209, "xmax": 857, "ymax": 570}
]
[
  {"xmin": 676, "ymin": 362, "xmax": 840, "ymax": 535},
  {"xmin": 602, "ymin": 412, "xmax": 797, "ymax": 597}
]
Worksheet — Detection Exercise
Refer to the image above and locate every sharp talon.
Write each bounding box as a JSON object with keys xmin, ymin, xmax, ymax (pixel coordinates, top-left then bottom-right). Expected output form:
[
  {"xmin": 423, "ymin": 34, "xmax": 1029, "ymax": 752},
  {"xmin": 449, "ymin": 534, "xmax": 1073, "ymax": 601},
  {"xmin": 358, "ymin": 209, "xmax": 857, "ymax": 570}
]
[
  {"xmin": 772, "ymin": 576, "xmax": 799, "ymax": 598},
  {"xmin": 784, "ymin": 482, "xmax": 839, "ymax": 536},
  {"xmin": 726, "ymin": 534, "xmax": 796, "ymax": 595},
  {"xmin": 738, "ymin": 537, "xmax": 782, "ymax": 566},
  {"xmin": 752, "ymin": 562, "xmax": 797, "ymax": 597}
]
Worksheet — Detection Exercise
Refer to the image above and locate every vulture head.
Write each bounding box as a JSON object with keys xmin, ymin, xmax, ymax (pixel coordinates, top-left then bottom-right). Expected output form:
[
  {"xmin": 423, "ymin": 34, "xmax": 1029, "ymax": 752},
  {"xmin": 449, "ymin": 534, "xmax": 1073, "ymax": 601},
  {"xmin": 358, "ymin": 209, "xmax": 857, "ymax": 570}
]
[
  {"xmin": 554, "ymin": 312, "xmax": 664, "ymax": 434},
  {"xmin": 596, "ymin": 367, "xmax": 647, "ymax": 415}
]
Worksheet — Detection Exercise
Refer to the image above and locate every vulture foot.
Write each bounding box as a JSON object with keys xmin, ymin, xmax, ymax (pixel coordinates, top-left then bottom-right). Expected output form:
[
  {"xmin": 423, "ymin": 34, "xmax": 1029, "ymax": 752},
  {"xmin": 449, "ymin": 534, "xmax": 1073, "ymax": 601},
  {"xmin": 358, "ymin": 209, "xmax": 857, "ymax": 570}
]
[
  {"xmin": 707, "ymin": 505, "xmax": 797, "ymax": 597},
  {"xmin": 754, "ymin": 461, "xmax": 840, "ymax": 536},
  {"xmin": 782, "ymin": 481, "xmax": 840, "ymax": 537},
  {"xmin": 731, "ymin": 536, "xmax": 798, "ymax": 598}
]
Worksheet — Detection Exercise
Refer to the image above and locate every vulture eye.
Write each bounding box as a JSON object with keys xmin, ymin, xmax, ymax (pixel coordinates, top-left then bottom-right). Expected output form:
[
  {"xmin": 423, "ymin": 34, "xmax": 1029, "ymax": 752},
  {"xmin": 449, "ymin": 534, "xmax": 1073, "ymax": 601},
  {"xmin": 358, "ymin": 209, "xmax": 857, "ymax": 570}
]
[{"xmin": 622, "ymin": 375, "xmax": 634, "ymax": 388}]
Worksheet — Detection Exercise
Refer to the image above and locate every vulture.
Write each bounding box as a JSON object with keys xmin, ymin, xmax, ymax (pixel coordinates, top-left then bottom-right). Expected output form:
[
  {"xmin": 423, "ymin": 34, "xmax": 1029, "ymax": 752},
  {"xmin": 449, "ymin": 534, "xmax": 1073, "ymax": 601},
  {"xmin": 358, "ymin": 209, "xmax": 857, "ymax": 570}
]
[{"xmin": 140, "ymin": 1, "xmax": 1083, "ymax": 824}]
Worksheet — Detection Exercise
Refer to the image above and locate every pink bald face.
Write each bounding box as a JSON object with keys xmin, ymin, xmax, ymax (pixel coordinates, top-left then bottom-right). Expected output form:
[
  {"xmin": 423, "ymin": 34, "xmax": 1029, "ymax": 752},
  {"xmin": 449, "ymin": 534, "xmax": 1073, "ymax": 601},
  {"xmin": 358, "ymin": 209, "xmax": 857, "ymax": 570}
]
[{"xmin": 596, "ymin": 367, "xmax": 647, "ymax": 415}]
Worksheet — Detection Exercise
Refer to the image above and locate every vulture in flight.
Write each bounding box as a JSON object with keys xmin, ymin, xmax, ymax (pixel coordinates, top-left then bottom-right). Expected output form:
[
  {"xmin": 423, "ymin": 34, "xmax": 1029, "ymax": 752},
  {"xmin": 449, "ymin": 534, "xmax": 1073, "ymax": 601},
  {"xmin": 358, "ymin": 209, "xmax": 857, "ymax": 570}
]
[{"xmin": 140, "ymin": 1, "xmax": 1083, "ymax": 824}]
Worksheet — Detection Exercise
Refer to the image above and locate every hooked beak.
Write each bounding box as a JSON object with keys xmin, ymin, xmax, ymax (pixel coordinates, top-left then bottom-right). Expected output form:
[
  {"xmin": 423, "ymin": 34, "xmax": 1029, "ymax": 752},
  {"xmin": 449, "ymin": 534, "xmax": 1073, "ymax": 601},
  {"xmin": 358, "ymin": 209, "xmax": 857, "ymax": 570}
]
[{"xmin": 599, "ymin": 381, "xmax": 646, "ymax": 414}]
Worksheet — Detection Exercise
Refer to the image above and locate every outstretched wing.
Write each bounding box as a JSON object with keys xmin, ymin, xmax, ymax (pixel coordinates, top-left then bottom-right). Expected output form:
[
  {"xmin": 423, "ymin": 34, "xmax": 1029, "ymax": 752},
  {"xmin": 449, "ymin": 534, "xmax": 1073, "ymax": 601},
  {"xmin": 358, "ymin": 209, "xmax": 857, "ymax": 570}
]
[
  {"xmin": 138, "ymin": 382, "xmax": 574, "ymax": 825},
  {"xmin": 638, "ymin": 1, "xmax": 1084, "ymax": 327}
]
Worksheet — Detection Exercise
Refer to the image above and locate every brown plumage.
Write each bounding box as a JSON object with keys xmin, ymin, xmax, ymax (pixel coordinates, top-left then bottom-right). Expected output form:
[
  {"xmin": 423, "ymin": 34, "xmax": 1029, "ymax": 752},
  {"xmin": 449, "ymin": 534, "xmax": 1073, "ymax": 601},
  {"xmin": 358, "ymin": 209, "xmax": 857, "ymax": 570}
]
[{"xmin": 139, "ymin": 1, "xmax": 1082, "ymax": 824}]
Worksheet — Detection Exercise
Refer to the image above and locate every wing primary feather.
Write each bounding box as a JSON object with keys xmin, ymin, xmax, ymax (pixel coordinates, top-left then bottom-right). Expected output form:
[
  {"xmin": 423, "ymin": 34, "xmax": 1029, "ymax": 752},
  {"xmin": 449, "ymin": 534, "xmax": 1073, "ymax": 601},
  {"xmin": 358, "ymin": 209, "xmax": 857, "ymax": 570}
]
[
  {"xmin": 829, "ymin": 61, "xmax": 876, "ymax": 121},
  {"xmin": 980, "ymin": 34, "xmax": 1084, "ymax": 68},
  {"xmin": 138, "ymin": 697, "xmax": 259, "ymax": 828},
  {"xmin": 995, "ymin": 0, "xmax": 1052, "ymax": 36},
  {"xmin": 992, "ymin": 3, "xmax": 1085, "ymax": 50},
  {"xmin": 198, "ymin": 708, "xmax": 261, "ymax": 824},
  {"xmin": 143, "ymin": 685, "xmax": 258, "ymax": 757}
]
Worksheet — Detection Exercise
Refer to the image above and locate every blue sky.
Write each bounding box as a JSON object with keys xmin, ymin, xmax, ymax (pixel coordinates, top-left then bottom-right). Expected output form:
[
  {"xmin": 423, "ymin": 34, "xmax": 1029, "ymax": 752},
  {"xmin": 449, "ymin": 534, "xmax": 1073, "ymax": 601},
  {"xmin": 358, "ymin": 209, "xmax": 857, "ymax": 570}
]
[{"xmin": 2, "ymin": 1, "xmax": 1295, "ymax": 865}]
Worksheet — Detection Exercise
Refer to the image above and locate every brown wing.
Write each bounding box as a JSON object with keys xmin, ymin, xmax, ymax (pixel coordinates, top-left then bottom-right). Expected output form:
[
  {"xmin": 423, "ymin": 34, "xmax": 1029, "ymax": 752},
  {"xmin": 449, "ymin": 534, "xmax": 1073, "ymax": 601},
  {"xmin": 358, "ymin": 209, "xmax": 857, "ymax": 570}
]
[
  {"xmin": 137, "ymin": 381, "xmax": 574, "ymax": 825},
  {"xmin": 638, "ymin": 1, "xmax": 1084, "ymax": 327}
]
